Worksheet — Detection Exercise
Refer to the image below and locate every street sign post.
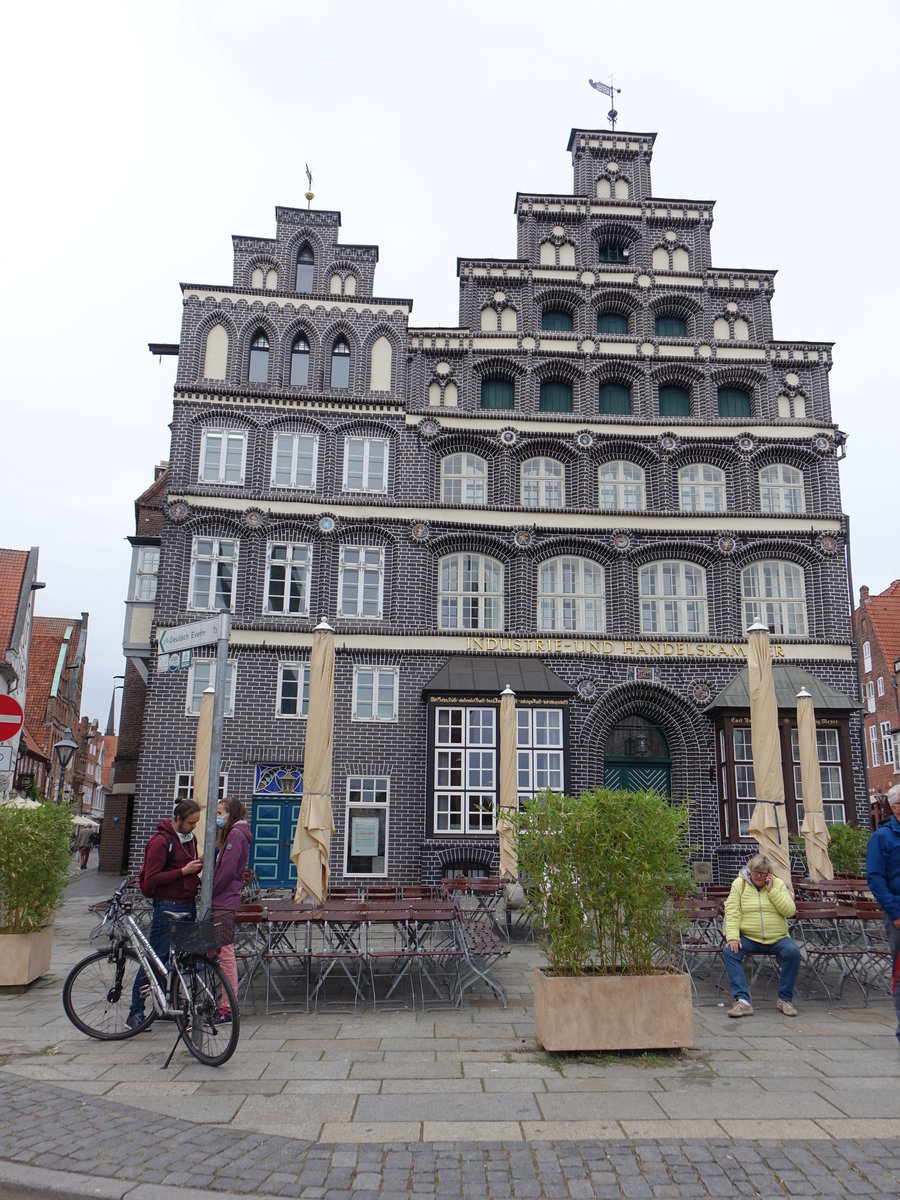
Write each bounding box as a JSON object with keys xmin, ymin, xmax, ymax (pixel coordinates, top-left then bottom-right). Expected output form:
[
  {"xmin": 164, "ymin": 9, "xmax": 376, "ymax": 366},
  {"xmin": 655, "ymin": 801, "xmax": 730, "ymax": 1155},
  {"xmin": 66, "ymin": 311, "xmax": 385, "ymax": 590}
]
[
  {"xmin": 0, "ymin": 695, "xmax": 25, "ymax": 743},
  {"xmin": 197, "ymin": 612, "xmax": 231, "ymax": 920},
  {"xmin": 157, "ymin": 616, "xmax": 222, "ymax": 656}
]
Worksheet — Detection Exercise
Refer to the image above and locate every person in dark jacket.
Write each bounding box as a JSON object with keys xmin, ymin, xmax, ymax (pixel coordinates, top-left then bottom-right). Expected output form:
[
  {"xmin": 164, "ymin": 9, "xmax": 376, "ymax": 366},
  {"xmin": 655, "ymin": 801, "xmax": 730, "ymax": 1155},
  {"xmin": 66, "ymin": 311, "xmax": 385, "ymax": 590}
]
[
  {"xmin": 127, "ymin": 800, "xmax": 204, "ymax": 1029},
  {"xmin": 866, "ymin": 783, "xmax": 900, "ymax": 1045},
  {"xmin": 210, "ymin": 797, "xmax": 252, "ymax": 1023}
]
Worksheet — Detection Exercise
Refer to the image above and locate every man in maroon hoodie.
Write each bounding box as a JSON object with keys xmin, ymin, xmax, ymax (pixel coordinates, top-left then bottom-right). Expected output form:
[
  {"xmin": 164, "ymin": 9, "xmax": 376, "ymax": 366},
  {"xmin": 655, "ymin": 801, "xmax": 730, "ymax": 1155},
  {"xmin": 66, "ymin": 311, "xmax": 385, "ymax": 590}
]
[{"xmin": 127, "ymin": 800, "xmax": 204, "ymax": 1029}]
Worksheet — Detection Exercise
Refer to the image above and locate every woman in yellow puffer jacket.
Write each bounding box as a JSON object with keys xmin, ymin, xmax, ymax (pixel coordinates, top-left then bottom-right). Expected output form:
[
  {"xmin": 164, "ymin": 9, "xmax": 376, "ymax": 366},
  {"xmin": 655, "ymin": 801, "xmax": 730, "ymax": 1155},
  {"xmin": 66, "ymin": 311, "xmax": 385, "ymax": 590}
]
[{"xmin": 722, "ymin": 853, "xmax": 800, "ymax": 1019}]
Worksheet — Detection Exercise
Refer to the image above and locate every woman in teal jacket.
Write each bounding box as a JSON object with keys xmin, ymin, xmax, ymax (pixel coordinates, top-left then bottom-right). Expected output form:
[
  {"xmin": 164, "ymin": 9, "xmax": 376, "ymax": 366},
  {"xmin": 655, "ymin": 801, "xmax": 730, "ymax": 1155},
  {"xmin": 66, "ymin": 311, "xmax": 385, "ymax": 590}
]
[
  {"xmin": 722, "ymin": 853, "xmax": 800, "ymax": 1019},
  {"xmin": 866, "ymin": 783, "xmax": 900, "ymax": 1044}
]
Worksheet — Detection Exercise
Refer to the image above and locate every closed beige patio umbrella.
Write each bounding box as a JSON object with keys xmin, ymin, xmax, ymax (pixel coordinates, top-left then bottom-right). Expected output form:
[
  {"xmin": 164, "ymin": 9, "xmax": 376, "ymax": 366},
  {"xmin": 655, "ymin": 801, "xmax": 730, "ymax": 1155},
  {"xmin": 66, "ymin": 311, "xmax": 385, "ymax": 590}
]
[
  {"xmin": 497, "ymin": 685, "xmax": 518, "ymax": 879},
  {"xmin": 291, "ymin": 620, "xmax": 336, "ymax": 904},
  {"xmin": 796, "ymin": 687, "xmax": 834, "ymax": 882},
  {"xmin": 746, "ymin": 622, "xmax": 793, "ymax": 893}
]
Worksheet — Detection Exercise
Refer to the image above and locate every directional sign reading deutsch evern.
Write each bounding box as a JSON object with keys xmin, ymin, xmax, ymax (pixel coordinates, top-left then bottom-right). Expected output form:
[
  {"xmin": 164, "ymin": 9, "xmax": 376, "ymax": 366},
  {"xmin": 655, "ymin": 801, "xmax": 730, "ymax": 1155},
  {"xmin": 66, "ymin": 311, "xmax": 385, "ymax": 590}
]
[{"xmin": 157, "ymin": 616, "xmax": 223, "ymax": 656}]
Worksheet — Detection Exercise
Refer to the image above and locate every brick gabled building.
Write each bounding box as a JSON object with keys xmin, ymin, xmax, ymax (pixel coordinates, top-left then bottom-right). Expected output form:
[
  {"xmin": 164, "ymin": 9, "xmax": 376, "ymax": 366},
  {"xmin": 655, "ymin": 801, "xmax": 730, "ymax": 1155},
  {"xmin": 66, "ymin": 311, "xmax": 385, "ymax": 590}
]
[
  {"xmin": 133, "ymin": 125, "xmax": 866, "ymax": 886},
  {"xmin": 0, "ymin": 546, "xmax": 41, "ymax": 796},
  {"xmin": 20, "ymin": 614, "xmax": 88, "ymax": 802},
  {"xmin": 855, "ymin": 581, "xmax": 900, "ymax": 804}
]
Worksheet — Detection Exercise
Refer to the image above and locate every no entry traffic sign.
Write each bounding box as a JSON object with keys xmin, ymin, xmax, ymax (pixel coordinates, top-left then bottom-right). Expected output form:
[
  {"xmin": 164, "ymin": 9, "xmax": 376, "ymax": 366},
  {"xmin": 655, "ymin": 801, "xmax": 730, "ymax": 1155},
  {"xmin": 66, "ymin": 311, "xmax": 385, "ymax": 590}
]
[{"xmin": 0, "ymin": 695, "xmax": 24, "ymax": 743}]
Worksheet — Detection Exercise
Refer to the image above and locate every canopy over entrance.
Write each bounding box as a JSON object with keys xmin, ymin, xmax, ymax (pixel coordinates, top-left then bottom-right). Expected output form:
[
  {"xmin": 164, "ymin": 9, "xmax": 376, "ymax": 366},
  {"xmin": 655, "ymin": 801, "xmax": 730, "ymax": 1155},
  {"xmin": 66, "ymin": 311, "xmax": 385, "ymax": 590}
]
[{"xmin": 423, "ymin": 657, "xmax": 574, "ymax": 697}]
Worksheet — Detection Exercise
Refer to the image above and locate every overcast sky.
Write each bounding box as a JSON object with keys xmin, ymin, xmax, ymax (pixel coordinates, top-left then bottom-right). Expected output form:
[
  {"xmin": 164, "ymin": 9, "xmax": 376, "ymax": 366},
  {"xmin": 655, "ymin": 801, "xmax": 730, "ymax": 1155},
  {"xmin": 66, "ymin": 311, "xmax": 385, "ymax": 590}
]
[{"xmin": 2, "ymin": 0, "xmax": 896, "ymax": 724}]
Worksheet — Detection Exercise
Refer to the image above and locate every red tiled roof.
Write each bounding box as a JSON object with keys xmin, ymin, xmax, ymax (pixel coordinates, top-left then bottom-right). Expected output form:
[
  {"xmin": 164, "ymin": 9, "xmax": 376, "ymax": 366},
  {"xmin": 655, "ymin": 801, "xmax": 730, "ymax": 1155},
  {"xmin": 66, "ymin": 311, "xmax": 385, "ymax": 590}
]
[
  {"xmin": 0, "ymin": 548, "xmax": 29, "ymax": 658},
  {"xmin": 857, "ymin": 580, "xmax": 900, "ymax": 671},
  {"xmin": 24, "ymin": 616, "xmax": 83, "ymax": 758}
]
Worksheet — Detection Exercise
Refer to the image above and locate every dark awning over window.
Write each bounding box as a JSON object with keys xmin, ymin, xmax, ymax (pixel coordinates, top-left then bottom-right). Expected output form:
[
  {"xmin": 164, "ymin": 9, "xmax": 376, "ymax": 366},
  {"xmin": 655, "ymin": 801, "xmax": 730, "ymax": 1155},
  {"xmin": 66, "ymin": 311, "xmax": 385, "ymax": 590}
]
[
  {"xmin": 705, "ymin": 665, "xmax": 860, "ymax": 713},
  {"xmin": 423, "ymin": 657, "xmax": 574, "ymax": 698}
]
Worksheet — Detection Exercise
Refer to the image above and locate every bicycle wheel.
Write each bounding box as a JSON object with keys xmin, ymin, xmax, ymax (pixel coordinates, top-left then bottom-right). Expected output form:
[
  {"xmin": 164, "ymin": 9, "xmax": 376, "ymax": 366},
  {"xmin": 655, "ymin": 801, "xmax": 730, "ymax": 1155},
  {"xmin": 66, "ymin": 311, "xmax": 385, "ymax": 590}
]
[
  {"xmin": 63, "ymin": 947, "xmax": 157, "ymax": 1039},
  {"xmin": 173, "ymin": 954, "xmax": 240, "ymax": 1066}
]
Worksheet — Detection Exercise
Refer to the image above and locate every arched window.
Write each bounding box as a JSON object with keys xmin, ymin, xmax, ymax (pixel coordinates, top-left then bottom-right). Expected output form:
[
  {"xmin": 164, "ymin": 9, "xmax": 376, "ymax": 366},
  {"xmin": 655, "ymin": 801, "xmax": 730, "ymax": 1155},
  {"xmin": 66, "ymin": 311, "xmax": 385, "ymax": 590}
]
[
  {"xmin": 597, "ymin": 243, "xmax": 630, "ymax": 263},
  {"xmin": 718, "ymin": 387, "xmax": 752, "ymax": 417},
  {"xmin": 248, "ymin": 331, "xmax": 270, "ymax": 384},
  {"xmin": 655, "ymin": 315, "xmax": 687, "ymax": 337},
  {"xmin": 541, "ymin": 309, "xmax": 573, "ymax": 332},
  {"xmin": 596, "ymin": 312, "xmax": 628, "ymax": 335},
  {"xmin": 521, "ymin": 458, "xmax": 564, "ymax": 508},
  {"xmin": 741, "ymin": 561, "xmax": 808, "ymax": 637},
  {"xmin": 538, "ymin": 557, "xmax": 605, "ymax": 632},
  {"xmin": 439, "ymin": 553, "xmax": 503, "ymax": 631},
  {"xmin": 759, "ymin": 464, "xmax": 805, "ymax": 514},
  {"xmin": 679, "ymin": 464, "xmax": 726, "ymax": 512},
  {"xmin": 290, "ymin": 335, "xmax": 310, "ymax": 387},
  {"xmin": 330, "ymin": 338, "xmax": 350, "ymax": 389},
  {"xmin": 598, "ymin": 382, "xmax": 631, "ymax": 415},
  {"xmin": 441, "ymin": 453, "xmax": 486, "ymax": 505},
  {"xmin": 295, "ymin": 245, "xmax": 314, "ymax": 291},
  {"xmin": 659, "ymin": 385, "xmax": 691, "ymax": 416},
  {"xmin": 540, "ymin": 381, "xmax": 572, "ymax": 412},
  {"xmin": 598, "ymin": 461, "xmax": 645, "ymax": 511},
  {"xmin": 202, "ymin": 323, "xmax": 229, "ymax": 380},
  {"xmin": 480, "ymin": 378, "xmax": 514, "ymax": 410},
  {"xmin": 640, "ymin": 561, "xmax": 708, "ymax": 635}
]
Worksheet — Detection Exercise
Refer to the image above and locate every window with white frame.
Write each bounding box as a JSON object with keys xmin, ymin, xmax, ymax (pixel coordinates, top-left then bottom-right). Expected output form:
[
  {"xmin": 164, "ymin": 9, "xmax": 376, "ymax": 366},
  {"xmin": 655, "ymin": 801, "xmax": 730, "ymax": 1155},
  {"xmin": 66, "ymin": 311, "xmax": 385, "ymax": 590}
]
[
  {"xmin": 862, "ymin": 641, "xmax": 872, "ymax": 672},
  {"xmin": 640, "ymin": 561, "xmax": 707, "ymax": 635},
  {"xmin": 441, "ymin": 453, "xmax": 486, "ymax": 505},
  {"xmin": 733, "ymin": 727, "xmax": 756, "ymax": 837},
  {"xmin": 792, "ymin": 727, "xmax": 846, "ymax": 824},
  {"xmin": 759, "ymin": 464, "xmax": 805, "ymax": 514},
  {"xmin": 338, "ymin": 546, "xmax": 384, "ymax": 618},
  {"xmin": 869, "ymin": 722, "xmax": 881, "ymax": 767},
  {"xmin": 537, "ymin": 557, "xmax": 605, "ymax": 633},
  {"xmin": 265, "ymin": 542, "xmax": 311, "ymax": 615},
  {"xmin": 520, "ymin": 457, "xmax": 564, "ymax": 508},
  {"xmin": 882, "ymin": 721, "xmax": 895, "ymax": 766},
  {"xmin": 271, "ymin": 432, "xmax": 318, "ymax": 488},
  {"xmin": 188, "ymin": 537, "xmax": 238, "ymax": 611},
  {"xmin": 352, "ymin": 666, "xmax": 398, "ymax": 721},
  {"xmin": 186, "ymin": 659, "xmax": 236, "ymax": 717},
  {"xmin": 678, "ymin": 463, "xmax": 725, "ymax": 512},
  {"xmin": 133, "ymin": 546, "xmax": 159, "ymax": 601},
  {"xmin": 865, "ymin": 681, "xmax": 876, "ymax": 712},
  {"xmin": 741, "ymin": 561, "xmax": 808, "ymax": 637},
  {"xmin": 598, "ymin": 461, "xmax": 645, "ymax": 511},
  {"xmin": 199, "ymin": 429, "xmax": 247, "ymax": 484},
  {"xmin": 434, "ymin": 706, "xmax": 496, "ymax": 834},
  {"xmin": 439, "ymin": 553, "xmax": 502, "ymax": 631},
  {"xmin": 877, "ymin": 676, "xmax": 885, "ymax": 697},
  {"xmin": 345, "ymin": 776, "xmax": 389, "ymax": 876},
  {"xmin": 174, "ymin": 772, "xmax": 227, "ymax": 802},
  {"xmin": 343, "ymin": 436, "xmax": 389, "ymax": 493},
  {"xmin": 516, "ymin": 707, "xmax": 564, "ymax": 805},
  {"xmin": 276, "ymin": 663, "xmax": 309, "ymax": 717}
]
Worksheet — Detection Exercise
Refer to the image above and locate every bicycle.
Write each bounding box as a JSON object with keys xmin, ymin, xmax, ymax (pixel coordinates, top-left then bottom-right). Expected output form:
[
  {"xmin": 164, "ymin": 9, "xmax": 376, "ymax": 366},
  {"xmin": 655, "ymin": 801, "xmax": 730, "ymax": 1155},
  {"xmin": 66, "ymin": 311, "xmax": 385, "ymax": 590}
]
[{"xmin": 63, "ymin": 879, "xmax": 240, "ymax": 1067}]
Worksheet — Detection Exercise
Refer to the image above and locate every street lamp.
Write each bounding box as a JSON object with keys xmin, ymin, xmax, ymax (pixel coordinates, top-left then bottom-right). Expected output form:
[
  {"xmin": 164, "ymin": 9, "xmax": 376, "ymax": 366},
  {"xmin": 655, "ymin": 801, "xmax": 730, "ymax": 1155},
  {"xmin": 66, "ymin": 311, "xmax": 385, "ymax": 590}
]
[{"xmin": 53, "ymin": 727, "xmax": 78, "ymax": 804}]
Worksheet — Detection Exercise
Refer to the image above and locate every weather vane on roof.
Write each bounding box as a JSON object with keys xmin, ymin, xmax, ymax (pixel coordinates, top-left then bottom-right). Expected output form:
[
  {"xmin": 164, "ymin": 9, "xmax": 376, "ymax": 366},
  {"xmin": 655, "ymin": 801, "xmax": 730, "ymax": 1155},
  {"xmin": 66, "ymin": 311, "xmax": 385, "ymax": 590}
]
[
  {"xmin": 589, "ymin": 75, "xmax": 621, "ymax": 130},
  {"xmin": 305, "ymin": 163, "xmax": 315, "ymax": 210}
]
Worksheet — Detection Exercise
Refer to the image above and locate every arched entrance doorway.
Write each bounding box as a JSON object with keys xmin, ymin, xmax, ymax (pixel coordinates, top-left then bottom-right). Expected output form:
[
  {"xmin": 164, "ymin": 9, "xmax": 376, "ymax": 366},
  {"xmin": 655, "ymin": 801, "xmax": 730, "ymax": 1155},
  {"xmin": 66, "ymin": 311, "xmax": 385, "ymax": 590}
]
[{"xmin": 603, "ymin": 716, "xmax": 672, "ymax": 796}]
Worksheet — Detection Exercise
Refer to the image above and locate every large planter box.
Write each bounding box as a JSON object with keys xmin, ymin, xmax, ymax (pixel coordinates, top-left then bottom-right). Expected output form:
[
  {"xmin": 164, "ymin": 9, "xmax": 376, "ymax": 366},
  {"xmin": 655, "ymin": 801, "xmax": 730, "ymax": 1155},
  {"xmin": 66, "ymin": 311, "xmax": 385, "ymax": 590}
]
[
  {"xmin": 534, "ymin": 968, "xmax": 694, "ymax": 1052},
  {"xmin": 0, "ymin": 925, "xmax": 55, "ymax": 987}
]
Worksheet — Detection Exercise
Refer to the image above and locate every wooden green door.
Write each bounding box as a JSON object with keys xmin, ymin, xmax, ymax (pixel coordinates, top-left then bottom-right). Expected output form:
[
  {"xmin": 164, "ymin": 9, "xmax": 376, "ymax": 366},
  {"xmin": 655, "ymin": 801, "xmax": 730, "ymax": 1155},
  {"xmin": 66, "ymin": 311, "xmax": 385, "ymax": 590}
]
[{"xmin": 603, "ymin": 717, "xmax": 671, "ymax": 797}]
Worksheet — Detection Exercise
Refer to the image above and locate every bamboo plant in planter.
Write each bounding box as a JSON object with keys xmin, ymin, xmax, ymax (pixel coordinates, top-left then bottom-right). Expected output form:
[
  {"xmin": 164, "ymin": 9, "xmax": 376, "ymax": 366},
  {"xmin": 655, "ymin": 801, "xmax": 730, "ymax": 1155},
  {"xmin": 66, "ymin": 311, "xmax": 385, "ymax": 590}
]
[
  {"xmin": 0, "ymin": 801, "xmax": 73, "ymax": 986},
  {"xmin": 512, "ymin": 786, "xmax": 695, "ymax": 1052}
]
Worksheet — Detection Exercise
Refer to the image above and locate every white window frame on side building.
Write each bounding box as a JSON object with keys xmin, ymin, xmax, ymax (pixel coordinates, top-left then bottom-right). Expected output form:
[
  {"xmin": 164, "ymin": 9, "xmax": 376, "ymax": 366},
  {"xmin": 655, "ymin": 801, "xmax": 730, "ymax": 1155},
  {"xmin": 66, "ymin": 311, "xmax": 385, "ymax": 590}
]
[
  {"xmin": 352, "ymin": 666, "xmax": 399, "ymax": 722},
  {"xmin": 173, "ymin": 772, "xmax": 228, "ymax": 802},
  {"xmin": 188, "ymin": 537, "xmax": 238, "ymax": 612},
  {"xmin": 338, "ymin": 546, "xmax": 385, "ymax": 619},
  {"xmin": 186, "ymin": 659, "xmax": 236, "ymax": 717},
  {"xmin": 342, "ymin": 436, "xmax": 389, "ymax": 493},
  {"xmin": 133, "ymin": 546, "xmax": 160, "ymax": 601},
  {"xmin": 640, "ymin": 561, "xmax": 708, "ymax": 636},
  {"xmin": 276, "ymin": 663, "xmax": 310, "ymax": 718},
  {"xmin": 199, "ymin": 429, "xmax": 247, "ymax": 485},
  {"xmin": 271, "ymin": 432, "xmax": 318, "ymax": 489},
  {"xmin": 264, "ymin": 542, "xmax": 311, "ymax": 616}
]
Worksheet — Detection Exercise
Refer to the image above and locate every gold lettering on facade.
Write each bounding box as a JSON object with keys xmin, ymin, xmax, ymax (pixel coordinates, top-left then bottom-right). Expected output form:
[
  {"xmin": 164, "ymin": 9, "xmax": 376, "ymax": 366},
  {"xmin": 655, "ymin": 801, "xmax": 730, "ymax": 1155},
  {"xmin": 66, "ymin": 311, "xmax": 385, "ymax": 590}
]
[{"xmin": 462, "ymin": 636, "xmax": 786, "ymax": 659}]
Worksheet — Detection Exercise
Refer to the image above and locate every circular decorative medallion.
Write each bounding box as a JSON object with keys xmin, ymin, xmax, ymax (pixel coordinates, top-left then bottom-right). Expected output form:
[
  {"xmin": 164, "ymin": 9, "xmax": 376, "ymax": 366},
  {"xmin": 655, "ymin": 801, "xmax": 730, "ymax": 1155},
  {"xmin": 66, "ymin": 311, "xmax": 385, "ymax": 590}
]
[
  {"xmin": 717, "ymin": 535, "xmax": 736, "ymax": 555},
  {"xmin": 613, "ymin": 532, "xmax": 631, "ymax": 552},
  {"xmin": 410, "ymin": 521, "xmax": 430, "ymax": 542},
  {"xmin": 736, "ymin": 435, "xmax": 755, "ymax": 453},
  {"xmin": 166, "ymin": 501, "xmax": 189, "ymax": 523},
  {"xmin": 318, "ymin": 515, "xmax": 336, "ymax": 534},
  {"xmin": 419, "ymin": 419, "xmax": 440, "ymax": 437},
  {"xmin": 499, "ymin": 429, "xmax": 518, "ymax": 447},
  {"xmin": 242, "ymin": 507, "xmax": 266, "ymax": 530},
  {"xmin": 689, "ymin": 680, "xmax": 712, "ymax": 705},
  {"xmin": 576, "ymin": 678, "xmax": 599, "ymax": 702},
  {"xmin": 575, "ymin": 431, "xmax": 594, "ymax": 450},
  {"xmin": 818, "ymin": 534, "xmax": 838, "ymax": 555},
  {"xmin": 513, "ymin": 528, "xmax": 532, "ymax": 549},
  {"xmin": 812, "ymin": 435, "xmax": 831, "ymax": 453},
  {"xmin": 659, "ymin": 434, "xmax": 678, "ymax": 452}
]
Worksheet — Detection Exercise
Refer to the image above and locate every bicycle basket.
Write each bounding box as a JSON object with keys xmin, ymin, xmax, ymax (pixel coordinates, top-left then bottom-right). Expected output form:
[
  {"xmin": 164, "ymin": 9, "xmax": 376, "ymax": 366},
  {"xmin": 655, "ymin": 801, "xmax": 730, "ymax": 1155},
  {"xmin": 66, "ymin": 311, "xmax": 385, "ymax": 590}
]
[{"xmin": 168, "ymin": 911, "xmax": 235, "ymax": 955}]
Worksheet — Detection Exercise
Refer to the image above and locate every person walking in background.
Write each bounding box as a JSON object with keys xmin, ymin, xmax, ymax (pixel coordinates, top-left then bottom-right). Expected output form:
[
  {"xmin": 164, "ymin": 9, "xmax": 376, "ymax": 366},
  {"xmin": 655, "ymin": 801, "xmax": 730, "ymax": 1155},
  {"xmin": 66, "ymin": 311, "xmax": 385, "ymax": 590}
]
[
  {"xmin": 211, "ymin": 797, "xmax": 252, "ymax": 1024},
  {"xmin": 74, "ymin": 825, "xmax": 93, "ymax": 869},
  {"xmin": 722, "ymin": 852, "xmax": 801, "ymax": 1018},
  {"xmin": 866, "ymin": 783, "xmax": 900, "ymax": 1047},
  {"xmin": 126, "ymin": 800, "xmax": 203, "ymax": 1030}
]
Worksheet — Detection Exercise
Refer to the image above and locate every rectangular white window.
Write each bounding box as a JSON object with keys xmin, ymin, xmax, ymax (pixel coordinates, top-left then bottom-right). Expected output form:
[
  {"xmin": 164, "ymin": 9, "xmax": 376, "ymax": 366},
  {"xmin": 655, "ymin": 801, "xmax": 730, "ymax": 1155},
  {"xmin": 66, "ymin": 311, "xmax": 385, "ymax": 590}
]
[
  {"xmin": 174, "ymin": 772, "xmax": 227, "ymax": 802},
  {"xmin": 276, "ymin": 663, "xmax": 309, "ymax": 717},
  {"xmin": 792, "ymin": 727, "xmax": 846, "ymax": 824},
  {"xmin": 133, "ymin": 546, "xmax": 159, "ymax": 601},
  {"xmin": 866, "ymin": 681, "xmax": 876, "ymax": 713},
  {"xmin": 434, "ymin": 706, "xmax": 496, "ymax": 834},
  {"xmin": 343, "ymin": 437, "xmax": 389, "ymax": 493},
  {"xmin": 352, "ymin": 667, "xmax": 398, "ymax": 721},
  {"xmin": 338, "ymin": 547, "xmax": 384, "ymax": 618},
  {"xmin": 199, "ymin": 429, "xmax": 247, "ymax": 484},
  {"xmin": 265, "ymin": 543, "xmax": 311, "ymax": 615},
  {"xmin": 189, "ymin": 538, "xmax": 238, "ymax": 611},
  {"xmin": 516, "ymin": 707, "xmax": 564, "ymax": 805},
  {"xmin": 640, "ymin": 562, "xmax": 707, "ymax": 636},
  {"xmin": 271, "ymin": 433, "xmax": 318, "ymax": 489},
  {"xmin": 862, "ymin": 640, "xmax": 872, "ymax": 672},
  {"xmin": 345, "ymin": 776, "xmax": 389, "ymax": 877},
  {"xmin": 882, "ymin": 721, "xmax": 895, "ymax": 766},
  {"xmin": 186, "ymin": 659, "xmax": 236, "ymax": 717},
  {"xmin": 733, "ymin": 727, "xmax": 756, "ymax": 838},
  {"xmin": 877, "ymin": 676, "xmax": 885, "ymax": 698},
  {"xmin": 868, "ymin": 723, "xmax": 881, "ymax": 768}
]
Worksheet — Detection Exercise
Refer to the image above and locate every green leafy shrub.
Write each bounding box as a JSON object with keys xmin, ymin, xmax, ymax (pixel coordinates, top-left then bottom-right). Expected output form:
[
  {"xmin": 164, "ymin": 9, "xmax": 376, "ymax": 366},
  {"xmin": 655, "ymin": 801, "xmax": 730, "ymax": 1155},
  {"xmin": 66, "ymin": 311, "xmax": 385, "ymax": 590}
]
[
  {"xmin": 0, "ymin": 803, "xmax": 73, "ymax": 934},
  {"xmin": 510, "ymin": 786, "xmax": 694, "ymax": 977},
  {"xmin": 826, "ymin": 822, "xmax": 870, "ymax": 877}
]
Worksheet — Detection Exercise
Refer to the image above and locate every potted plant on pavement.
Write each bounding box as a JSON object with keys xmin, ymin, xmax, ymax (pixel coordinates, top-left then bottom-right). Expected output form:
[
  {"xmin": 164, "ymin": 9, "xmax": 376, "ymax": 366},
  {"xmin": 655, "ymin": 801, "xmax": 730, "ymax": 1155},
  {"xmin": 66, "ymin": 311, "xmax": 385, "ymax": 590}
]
[
  {"xmin": 0, "ymin": 800, "xmax": 73, "ymax": 986},
  {"xmin": 511, "ymin": 785, "xmax": 695, "ymax": 1052}
]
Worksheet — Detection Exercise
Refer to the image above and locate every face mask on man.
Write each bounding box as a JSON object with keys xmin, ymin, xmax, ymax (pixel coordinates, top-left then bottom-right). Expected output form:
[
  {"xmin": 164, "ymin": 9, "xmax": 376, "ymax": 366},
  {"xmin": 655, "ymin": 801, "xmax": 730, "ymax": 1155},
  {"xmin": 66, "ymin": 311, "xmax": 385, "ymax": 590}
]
[{"xmin": 175, "ymin": 829, "xmax": 195, "ymax": 844}]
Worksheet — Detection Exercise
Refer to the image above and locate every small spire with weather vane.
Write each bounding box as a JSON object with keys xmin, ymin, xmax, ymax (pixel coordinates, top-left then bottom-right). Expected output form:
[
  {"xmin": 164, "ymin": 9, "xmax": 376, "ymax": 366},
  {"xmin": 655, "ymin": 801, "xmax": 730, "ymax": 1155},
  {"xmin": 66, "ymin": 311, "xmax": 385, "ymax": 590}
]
[
  {"xmin": 588, "ymin": 75, "xmax": 622, "ymax": 130},
  {"xmin": 305, "ymin": 163, "xmax": 315, "ymax": 209}
]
